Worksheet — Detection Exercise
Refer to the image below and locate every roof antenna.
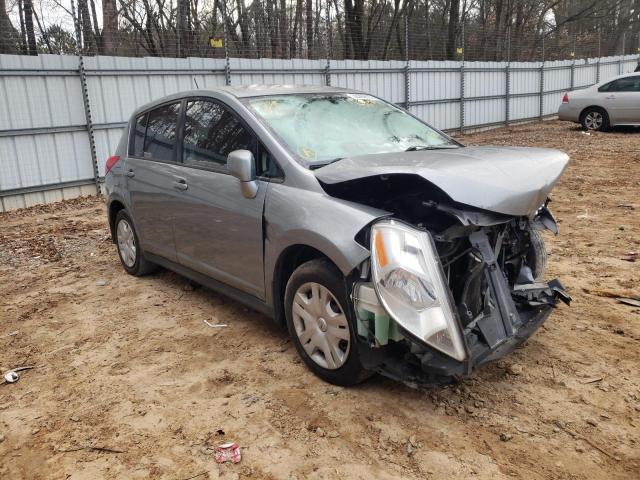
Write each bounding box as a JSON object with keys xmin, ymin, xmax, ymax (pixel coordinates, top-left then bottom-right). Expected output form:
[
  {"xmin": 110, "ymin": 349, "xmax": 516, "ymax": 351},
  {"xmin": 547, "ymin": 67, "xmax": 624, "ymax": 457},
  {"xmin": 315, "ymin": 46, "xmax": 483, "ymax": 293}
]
[{"xmin": 193, "ymin": 77, "xmax": 200, "ymax": 89}]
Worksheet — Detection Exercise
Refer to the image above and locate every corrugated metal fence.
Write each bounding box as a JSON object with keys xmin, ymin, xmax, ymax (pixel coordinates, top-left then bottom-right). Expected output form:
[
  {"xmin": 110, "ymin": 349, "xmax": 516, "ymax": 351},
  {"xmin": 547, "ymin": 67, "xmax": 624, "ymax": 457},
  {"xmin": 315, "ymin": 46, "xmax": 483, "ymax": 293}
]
[{"xmin": 1, "ymin": 53, "xmax": 638, "ymax": 211}]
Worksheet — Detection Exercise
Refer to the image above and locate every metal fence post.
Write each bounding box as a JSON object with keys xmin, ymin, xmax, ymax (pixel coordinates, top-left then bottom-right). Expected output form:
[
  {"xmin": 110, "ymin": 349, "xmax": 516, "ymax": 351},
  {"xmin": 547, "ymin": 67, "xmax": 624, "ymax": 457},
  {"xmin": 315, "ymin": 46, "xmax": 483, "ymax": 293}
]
[
  {"xmin": 619, "ymin": 33, "xmax": 625, "ymax": 75},
  {"xmin": 505, "ymin": 64, "xmax": 510, "ymax": 125},
  {"xmin": 596, "ymin": 29, "xmax": 601, "ymax": 83},
  {"xmin": 222, "ymin": 3, "xmax": 231, "ymax": 85},
  {"xmin": 570, "ymin": 60, "xmax": 575, "ymax": 91},
  {"xmin": 459, "ymin": 21, "xmax": 465, "ymax": 134},
  {"xmin": 324, "ymin": 1, "xmax": 331, "ymax": 86},
  {"xmin": 70, "ymin": 0, "xmax": 100, "ymax": 194},
  {"xmin": 505, "ymin": 27, "xmax": 511, "ymax": 125},
  {"xmin": 459, "ymin": 63, "xmax": 465, "ymax": 134},
  {"xmin": 539, "ymin": 61, "xmax": 545, "ymax": 120},
  {"xmin": 404, "ymin": 16, "xmax": 410, "ymax": 110}
]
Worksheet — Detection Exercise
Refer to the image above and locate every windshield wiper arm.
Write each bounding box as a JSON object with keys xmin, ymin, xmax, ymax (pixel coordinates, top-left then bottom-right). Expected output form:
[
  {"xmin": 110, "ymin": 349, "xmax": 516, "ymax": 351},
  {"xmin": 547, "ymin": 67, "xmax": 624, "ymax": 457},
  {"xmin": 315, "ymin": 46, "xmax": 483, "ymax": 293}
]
[
  {"xmin": 309, "ymin": 157, "xmax": 344, "ymax": 170},
  {"xmin": 405, "ymin": 144, "xmax": 460, "ymax": 151}
]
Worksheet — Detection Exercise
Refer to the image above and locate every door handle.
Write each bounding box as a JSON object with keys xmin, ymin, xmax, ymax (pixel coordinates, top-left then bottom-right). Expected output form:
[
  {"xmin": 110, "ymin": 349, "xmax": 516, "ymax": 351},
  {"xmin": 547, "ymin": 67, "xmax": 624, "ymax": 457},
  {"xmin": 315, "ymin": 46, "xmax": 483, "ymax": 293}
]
[
  {"xmin": 605, "ymin": 95, "xmax": 616, "ymax": 100},
  {"xmin": 172, "ymin": 178, "xmax": 188, "ymax": 191},
  {"xmin": 125, "ymin": 169, "xmax": 135, "ymax": 178}
]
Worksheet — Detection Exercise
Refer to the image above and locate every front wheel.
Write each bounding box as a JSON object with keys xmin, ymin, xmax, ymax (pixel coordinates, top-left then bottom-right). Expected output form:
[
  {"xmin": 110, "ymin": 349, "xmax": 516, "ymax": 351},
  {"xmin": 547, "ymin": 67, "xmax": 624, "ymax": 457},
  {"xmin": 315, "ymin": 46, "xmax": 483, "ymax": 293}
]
[
  {"xmin": 284, "ymin": 258, "xmax": 370, "ymax": 386},
  {"xmin": 580, "ymin": 107, "xmax": 609, "ymax": 131}
]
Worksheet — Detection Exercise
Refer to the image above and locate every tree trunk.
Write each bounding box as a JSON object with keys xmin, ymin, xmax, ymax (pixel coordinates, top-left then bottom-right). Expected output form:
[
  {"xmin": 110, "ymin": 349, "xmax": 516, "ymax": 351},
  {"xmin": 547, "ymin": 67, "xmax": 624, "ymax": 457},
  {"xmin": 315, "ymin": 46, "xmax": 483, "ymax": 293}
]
[
  {"xmin": 266, "ymin": 0, "xmax": 279, "ymax": 57},
  {"xmin": 344, "ymin": 0, "xmax": 366, "ymax": 59},
  {"xmin": 445, "ymin": 0, "xmax": 459, "ymax": 60},
  {"xmin": 78, "ymin": 0, "xmax": 97, "ymax": 54},
  {"xmin": 306, "ymin": 0, "xmax": 313, "ymax": 58},
  {"xmin": 278, "ymin": 0, "xmax": 288, "ymax": 58},
  {"xmin": 23, "ymin": 0, "xmax": 37, "ymax": 55},
  {"xmin": 177, "ymin": 0, "xmax": 190, "ymax": 57},
  {"xmin": 291, "ymin": 0, "xmax": 303, "ymax": 58},
  {"xmin": 0, "ymin": 0, "xmax": 21, "ymax": 54},
  {"xmin": 102, "ymin": 0, "xmax": 118, "ymax": 55}
]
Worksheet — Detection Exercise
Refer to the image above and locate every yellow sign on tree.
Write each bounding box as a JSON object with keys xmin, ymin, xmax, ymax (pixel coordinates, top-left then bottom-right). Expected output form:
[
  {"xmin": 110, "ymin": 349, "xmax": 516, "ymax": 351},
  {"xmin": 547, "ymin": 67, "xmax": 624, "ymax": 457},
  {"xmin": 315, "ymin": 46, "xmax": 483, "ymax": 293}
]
[
  {"xmin": 209, "ymin": 37, "xmax": 224, "ymax": 48},
  {"xmin": 456, "ymin": 47, "xmax": 463, "ymax": 55}
]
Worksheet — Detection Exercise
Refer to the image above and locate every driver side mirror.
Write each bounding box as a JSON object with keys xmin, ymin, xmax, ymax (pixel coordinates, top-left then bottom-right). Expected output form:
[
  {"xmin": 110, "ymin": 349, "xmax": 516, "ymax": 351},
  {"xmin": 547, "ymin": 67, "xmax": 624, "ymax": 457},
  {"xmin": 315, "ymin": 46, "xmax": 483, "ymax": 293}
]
[{"xmin": 227, "ymin": 149, "xmax": 258, "ymax": 199}]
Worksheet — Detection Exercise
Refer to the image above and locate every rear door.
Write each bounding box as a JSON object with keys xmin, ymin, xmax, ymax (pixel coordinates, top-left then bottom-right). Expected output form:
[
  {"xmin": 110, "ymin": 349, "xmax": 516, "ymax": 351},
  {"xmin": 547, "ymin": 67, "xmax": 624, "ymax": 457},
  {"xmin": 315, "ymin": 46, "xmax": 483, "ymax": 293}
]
[
  {"xmin": 126, "ymin": 102, "xmax": 183, "ymax": 262},
  {"xmin": 171, "ymin": 99, "xmax": 278, "ymax": 300}
]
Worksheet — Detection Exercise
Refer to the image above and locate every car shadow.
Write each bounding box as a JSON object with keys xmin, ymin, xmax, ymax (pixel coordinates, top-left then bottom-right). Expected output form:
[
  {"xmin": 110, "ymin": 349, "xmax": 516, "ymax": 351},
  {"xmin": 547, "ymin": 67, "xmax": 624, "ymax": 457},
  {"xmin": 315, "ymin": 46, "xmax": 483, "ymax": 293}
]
[{"xmin": 570, "ymin": 125, "xmax": 640, "ymax": 134}]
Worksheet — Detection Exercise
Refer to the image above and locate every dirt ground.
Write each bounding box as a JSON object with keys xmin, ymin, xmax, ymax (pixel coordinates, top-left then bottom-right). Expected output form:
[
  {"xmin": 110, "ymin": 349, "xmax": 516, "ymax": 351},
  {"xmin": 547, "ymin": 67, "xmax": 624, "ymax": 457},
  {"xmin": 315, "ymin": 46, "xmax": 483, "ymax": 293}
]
[{"xmin": 1, "ymin": 120, "xmax": 639, "ymax": 480}]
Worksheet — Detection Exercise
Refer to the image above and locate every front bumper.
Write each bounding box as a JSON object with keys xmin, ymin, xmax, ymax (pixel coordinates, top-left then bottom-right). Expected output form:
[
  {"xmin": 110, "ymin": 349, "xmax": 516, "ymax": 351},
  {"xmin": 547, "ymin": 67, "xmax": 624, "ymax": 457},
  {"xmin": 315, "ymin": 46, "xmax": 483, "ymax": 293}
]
[
  {"xmin": 354, "ymin": 227, "xmax": 571, "ymax": 385},
  {"xmin": 357, "ymin": 302, "xmax": 556, "ymax": 385}
]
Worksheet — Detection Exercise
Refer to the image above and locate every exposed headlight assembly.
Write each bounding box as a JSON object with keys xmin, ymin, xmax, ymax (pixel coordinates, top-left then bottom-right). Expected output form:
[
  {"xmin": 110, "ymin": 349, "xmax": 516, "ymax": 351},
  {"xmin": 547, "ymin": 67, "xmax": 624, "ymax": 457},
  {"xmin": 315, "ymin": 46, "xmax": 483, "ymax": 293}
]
[{"xmin": 370, "ymin": 219, "xmax": 467, "ymax": 361}]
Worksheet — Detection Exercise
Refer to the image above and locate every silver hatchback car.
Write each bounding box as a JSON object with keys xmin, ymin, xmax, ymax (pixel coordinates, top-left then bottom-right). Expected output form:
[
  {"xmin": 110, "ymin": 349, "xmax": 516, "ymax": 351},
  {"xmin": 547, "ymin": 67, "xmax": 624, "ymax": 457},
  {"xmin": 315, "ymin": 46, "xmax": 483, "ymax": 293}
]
[{"xmin": 105, "ymin": 85, "xmax": 571, "ymax": 386}]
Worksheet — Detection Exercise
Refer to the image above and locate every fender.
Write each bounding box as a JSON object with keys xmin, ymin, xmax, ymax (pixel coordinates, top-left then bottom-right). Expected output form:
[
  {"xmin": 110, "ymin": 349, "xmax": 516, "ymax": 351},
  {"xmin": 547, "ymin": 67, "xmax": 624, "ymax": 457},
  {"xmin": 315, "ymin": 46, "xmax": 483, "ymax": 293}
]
[{"xmin": 263, "ymin": 183, "xmax": 389, "ymax": 307}]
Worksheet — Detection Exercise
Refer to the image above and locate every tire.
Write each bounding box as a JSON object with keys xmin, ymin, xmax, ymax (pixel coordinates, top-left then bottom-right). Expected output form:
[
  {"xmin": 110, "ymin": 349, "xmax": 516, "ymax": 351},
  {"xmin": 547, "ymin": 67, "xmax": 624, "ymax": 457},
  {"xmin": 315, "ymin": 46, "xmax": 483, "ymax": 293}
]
[
  {"xmin": 284, "ymin": 258, "xmax": 370, "ymax": 386},
  {"xmin": 580, "ymin": 107, "xmax": 609, "ymax": 131},
  {"xmin": 527, "ymin": 228, "xmax": 547, "ymax": 281},
  {"xmin": 114, "ymin": 210, "xmax": 157, "ymax": 276}
]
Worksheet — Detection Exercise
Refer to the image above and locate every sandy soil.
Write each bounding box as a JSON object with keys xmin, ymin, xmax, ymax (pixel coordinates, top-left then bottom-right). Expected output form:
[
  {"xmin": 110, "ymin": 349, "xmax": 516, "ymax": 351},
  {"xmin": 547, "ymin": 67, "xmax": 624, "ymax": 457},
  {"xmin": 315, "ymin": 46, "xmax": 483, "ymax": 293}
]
[{"xmin": 1, "ymin": 120, "xmax": 639, "ymax": 480}]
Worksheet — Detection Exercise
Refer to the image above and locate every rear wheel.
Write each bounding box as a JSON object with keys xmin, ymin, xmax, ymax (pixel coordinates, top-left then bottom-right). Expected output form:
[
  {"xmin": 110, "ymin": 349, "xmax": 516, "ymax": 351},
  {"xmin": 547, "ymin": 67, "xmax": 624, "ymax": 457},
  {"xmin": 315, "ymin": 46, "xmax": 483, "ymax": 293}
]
[
  {"xmin": 114, "ymin": 210, "xmax": 157, "ymax": 276},
  {"xmin": 284, "ymin": 258, "xmax": 370, "ymax": 386},
  {"xmin": 580, "ymin": 107, "xmax": 609, "ymax": 131}
]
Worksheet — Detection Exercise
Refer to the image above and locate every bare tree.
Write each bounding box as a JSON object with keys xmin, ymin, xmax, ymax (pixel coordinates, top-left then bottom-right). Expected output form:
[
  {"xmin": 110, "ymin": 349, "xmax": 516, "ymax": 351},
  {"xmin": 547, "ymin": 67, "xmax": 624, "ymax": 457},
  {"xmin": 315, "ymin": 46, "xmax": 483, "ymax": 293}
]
[
  {"xmin": 0, "ymin": 0, "xmax": 21, "ymax": 53},
  {"xmin": 23, "ymin": 0, "xmax": 38, "ymax": 54},
  {"xmin": 102, "ymin": 0, "xmax": 118, "ymax": 55}
]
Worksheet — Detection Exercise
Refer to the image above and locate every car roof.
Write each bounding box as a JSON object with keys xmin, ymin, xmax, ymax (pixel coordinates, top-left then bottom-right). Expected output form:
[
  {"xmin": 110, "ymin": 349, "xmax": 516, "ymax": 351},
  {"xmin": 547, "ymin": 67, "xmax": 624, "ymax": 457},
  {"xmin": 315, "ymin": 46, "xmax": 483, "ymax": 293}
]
[
  {"xmin": 130, "ymin": 85, "xmax": 360, "ymax": 117},
  {"xmin": 216, "ymin": 84, "xmax": 356, "ymax": 98}
]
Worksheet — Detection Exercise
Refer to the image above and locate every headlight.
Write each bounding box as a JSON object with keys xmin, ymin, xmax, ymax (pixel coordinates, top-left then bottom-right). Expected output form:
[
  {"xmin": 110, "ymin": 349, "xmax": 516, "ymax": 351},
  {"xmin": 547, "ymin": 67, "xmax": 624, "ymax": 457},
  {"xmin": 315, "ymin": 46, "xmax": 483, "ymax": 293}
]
[{"xmin": 370, "ymin": 219, "xmax": 467, "ymax": 361}]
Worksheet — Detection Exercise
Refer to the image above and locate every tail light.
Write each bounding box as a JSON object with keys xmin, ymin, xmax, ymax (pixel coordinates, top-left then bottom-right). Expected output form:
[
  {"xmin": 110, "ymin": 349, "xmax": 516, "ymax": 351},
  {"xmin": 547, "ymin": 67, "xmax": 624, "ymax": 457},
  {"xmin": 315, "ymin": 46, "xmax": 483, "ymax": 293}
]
[
  {"xmin": 562, "ymin": 93, "xmax": 569, "ymax": 103},
  {"xmin": 105, "ymin": 155, "xmax": 121, "ymax": 175}
]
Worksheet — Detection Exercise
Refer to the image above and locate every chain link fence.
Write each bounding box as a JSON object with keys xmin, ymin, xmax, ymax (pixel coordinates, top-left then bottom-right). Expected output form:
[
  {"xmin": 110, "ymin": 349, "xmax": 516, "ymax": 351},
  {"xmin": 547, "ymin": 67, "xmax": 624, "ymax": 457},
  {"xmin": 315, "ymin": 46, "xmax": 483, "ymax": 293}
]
[{"xmin": 3, "ymin": 1, "xmax": 640, "ymax": 63}]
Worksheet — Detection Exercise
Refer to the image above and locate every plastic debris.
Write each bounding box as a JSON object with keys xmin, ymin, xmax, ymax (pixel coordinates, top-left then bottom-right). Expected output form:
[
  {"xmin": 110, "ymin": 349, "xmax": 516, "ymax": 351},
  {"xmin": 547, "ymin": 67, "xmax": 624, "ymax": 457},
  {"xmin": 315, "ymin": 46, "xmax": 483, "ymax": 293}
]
[
  {"xmin": 617, "ymin": 297, "xmax": 640, "ymax": 308},
  {"xmin": 4, "ymin": 371, "xmax": 19, "ymax": 383},
  {"xmin": 621, "ymin": 252, "xmax": 638, "ymax": 262},
  {"xmin": 214, "ymin": 442, "xmax": 241, "ymax": 464},
  {"xmin": 203, "ymin": 319, "xmax": 228, "ymax": 328}
]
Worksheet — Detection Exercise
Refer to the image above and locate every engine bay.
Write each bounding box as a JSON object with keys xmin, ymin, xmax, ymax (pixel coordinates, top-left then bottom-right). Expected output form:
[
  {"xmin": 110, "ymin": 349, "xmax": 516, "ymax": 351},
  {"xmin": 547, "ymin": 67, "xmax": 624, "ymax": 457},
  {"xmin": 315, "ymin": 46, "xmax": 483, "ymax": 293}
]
[{"xmin": 325, "ymin": 174, "xmax": 571, "ymax": 384}]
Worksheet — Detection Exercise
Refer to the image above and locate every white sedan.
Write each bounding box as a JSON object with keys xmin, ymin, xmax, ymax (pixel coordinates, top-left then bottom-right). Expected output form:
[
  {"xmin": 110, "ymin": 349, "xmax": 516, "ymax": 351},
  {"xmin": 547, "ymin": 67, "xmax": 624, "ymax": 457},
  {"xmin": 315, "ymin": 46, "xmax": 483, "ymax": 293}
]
[{"xmin": 558, "ymin": 72, "xmax": 640, "ymax": 131}]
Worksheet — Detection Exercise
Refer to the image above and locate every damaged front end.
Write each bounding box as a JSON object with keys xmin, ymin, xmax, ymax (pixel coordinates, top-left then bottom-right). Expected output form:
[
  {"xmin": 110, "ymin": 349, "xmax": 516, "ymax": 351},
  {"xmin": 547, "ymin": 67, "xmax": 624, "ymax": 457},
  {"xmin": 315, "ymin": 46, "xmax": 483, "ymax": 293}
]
[{"xmin": 350, "ymin": 201, "xmax": 571, "ymax": 385}]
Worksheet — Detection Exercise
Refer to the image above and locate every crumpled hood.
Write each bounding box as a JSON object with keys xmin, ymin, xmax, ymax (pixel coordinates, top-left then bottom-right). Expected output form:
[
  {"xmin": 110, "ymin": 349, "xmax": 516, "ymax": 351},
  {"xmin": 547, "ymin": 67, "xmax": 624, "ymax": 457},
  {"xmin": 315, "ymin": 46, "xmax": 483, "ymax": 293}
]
[{"xmin": 314, "ymin": 146, "xmax": 569, "ymax": 216}]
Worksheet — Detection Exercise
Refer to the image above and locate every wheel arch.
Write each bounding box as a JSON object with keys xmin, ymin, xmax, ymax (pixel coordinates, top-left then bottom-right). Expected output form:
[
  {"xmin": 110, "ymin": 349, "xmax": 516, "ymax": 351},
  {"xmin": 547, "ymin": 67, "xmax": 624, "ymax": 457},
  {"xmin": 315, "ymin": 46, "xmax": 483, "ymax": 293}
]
[
  {"xmin": 270, "ymin": 243, "xmax": 351, "ymax": 326},
  {"xmin": 579, "ymin": 105, "xmax": 609, "ymax": 122},
  {"xmin": 108, "ymin": 199, "xmax": 127, "ymax": 243}
]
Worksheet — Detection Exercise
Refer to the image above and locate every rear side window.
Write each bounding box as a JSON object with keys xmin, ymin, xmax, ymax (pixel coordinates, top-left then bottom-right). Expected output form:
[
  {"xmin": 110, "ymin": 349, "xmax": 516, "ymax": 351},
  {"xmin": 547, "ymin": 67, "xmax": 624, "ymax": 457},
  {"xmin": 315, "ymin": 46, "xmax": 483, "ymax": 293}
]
[
  {"xmin": 143, "ymin": 103, "xmax": 181, "ymax": 162},
  {"xmin": 182, "ymin": 100, "xmax": 256, "ymax": 168},
  {"xmin": 131, "ymin": 113, "xmax": 147, "ymax": 156}
]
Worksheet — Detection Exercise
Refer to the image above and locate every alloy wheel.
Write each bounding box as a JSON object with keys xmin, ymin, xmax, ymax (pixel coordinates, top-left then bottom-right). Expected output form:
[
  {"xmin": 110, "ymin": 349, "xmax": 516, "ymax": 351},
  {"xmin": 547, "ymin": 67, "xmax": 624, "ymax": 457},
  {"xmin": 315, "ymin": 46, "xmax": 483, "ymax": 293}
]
[
  {"xmin": 117, "ymin": 219, "xmax": 137, "ymax": 268},
  {"xmin": 584, "ymin": 111, "xmax": 603, "ymax": 130}
]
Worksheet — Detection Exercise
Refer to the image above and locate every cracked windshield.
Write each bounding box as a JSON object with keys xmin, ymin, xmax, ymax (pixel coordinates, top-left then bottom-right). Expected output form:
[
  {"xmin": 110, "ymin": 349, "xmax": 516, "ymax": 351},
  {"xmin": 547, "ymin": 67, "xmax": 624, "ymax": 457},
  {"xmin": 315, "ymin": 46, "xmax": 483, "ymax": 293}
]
[{"xmin": 247, "ymin": 94, "xmax": 457, "ymax": 166}]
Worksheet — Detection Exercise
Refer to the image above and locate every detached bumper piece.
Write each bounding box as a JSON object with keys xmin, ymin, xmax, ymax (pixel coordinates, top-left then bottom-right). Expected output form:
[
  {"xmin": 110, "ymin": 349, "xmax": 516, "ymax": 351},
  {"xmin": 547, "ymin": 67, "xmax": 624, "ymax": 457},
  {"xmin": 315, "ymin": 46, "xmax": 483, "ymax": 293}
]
[{"xmin": 353, "ymin": 229, "xmax": 571, "ymax": 386}]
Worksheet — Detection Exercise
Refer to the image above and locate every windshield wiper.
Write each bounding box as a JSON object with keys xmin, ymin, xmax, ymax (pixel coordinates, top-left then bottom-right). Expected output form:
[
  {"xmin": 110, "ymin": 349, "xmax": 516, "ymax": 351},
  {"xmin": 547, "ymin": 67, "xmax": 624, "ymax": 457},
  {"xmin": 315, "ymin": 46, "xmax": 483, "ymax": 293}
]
[
  {"xmin": 309, "ymin": 157, "xmax": 344, "ymax": 170},
  {"xmin": 405, "ymin": 144, "xmax": 460, "ymax": 151}
]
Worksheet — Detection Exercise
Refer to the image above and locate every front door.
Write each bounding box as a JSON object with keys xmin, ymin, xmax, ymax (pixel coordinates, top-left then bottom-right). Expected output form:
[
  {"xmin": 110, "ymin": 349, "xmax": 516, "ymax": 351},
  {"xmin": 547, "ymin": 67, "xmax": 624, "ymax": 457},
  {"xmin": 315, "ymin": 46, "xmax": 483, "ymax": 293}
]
[
  {"xmin": 600, "ymin": 76, "xmax": 640, "ymax": 124},
  {"xmin": 171, "ymin": 99, "xmax": 270, "ymax": 300}
]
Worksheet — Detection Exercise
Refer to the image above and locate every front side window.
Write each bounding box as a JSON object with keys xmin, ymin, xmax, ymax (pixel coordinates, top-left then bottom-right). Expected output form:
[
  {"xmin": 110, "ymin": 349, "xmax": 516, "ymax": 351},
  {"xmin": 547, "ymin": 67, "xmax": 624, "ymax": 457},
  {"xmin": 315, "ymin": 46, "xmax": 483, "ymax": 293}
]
[
  {"xmin": 144, "ymin": 103, "xmax": 181, "ymax": 162},
  {"xmin": 245, "ymin": 93, "xmax": 457, "ymax": 167},
  {"xmin": 182, "ymin": 100, "xmax": 256, "ymax": 168}
]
